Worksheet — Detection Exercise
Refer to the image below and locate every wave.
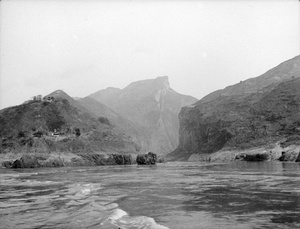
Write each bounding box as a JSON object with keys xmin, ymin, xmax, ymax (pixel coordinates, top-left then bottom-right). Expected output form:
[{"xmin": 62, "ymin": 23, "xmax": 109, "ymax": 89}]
[
  {"xmin": 67, "ymin": 184, "xmax": 169, "ymax": 229},
  {"xmin": 107, "ymin": 208, "xmax": 169, "ymax": 229}
]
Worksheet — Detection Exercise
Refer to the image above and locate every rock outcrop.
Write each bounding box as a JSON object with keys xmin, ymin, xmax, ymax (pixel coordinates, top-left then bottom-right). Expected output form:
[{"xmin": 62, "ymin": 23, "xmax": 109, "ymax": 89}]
[
  {"xmin": 242, "ymin": 153, "xmax": 270, "ymax": 162},
  {"xmin": 87, "ymin": 76, "xmax": 197, "ymax": 155},
  {"xmin": 167, "ymin": 55, "xmax": 300, "ymax": 161},
  {"xmin": 2, "ymin": 152, "xmax": 162, "ymax": 168},
  {"xmin": 2, "ymin": 155, "xmax": 64, "ymax": 169},
  {"xmin": 136, "ymin": 152, "xmax": 157, "ymax": 165},
  {"xmin": 296, "ymin": 152, "xmax": 300, "ymax": 162},
  {"xmin": 77, "ymin": 153, "xmax": 134, "ymax": 166}
]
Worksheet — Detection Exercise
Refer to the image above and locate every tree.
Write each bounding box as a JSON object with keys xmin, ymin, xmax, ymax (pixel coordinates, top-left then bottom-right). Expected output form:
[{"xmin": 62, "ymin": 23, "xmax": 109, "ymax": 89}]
[{"xmin": 74, "ymin": 128, "xmax": 81, "ymax": 137}]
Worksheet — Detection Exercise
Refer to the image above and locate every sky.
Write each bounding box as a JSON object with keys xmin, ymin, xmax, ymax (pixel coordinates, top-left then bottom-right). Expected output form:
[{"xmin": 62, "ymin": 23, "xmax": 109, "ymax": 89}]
[{"xmin": 0, "ymin": 0, "xmax": 299, "ymax": 109}]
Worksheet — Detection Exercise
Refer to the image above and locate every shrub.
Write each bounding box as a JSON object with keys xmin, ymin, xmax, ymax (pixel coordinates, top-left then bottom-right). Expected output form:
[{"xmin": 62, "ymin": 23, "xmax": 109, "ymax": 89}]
[
  {"xmin": 17, "ymin": 131, "xmax": 26, "ymax": 138},
  {"xmin": 74, "ymin": 128, "xmax": 81, "ymax": 137},
  {"xmin": 98, "ymin": 116, "xmax": 111, "ymax": 125}
]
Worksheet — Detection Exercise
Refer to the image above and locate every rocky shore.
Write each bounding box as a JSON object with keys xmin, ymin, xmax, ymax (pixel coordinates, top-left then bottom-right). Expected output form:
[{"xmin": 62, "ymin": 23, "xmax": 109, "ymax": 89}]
[
  {"xmin": 1, "ymin": 152, "xmax": 158, "ymax": 169},
  {"xmin": 187, "ymin": 143, "xmax": 300, "ymax": 163}
]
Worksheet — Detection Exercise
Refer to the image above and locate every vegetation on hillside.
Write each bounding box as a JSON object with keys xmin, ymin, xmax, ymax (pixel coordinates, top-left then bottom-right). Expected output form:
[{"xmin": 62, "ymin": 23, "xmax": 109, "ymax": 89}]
[
  {"xmin": 0, "ymin": 94, "xmax": 139, "ymax": 155},
  {"xmin": 168, "ymin": 55, "xmax": 300, "ymax": 161}
]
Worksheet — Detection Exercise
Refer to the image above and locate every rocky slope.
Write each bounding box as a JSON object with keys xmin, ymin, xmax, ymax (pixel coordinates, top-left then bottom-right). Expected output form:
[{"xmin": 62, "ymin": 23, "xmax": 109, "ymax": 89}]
[
  {"xmin": 0, "ymin": 90, "xmax": 139, "ymax": 155},
  {"xmin": 167, "ymin": 55, "xmax": 300, "ymax": 161},
  {"xmin": 88, "ymin": 76, "xmax": 198, "ymax": 155}
]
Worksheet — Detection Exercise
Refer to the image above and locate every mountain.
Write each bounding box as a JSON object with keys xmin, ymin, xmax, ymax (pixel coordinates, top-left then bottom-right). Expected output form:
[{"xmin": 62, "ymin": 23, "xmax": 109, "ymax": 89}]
[
  {"xmin": 87, "ymin": 76, "xmax": 198, "ymax": 155},
  {"xmin": 0, "ymin": 90, "xmax": 139, "ymax": 155},
  {"xmin": 167, "ymin": 55, "xmax": 300, "ymax": 161},
  {"xmin": 77, "ymin": 97, "xmax": 143, "ymax": 150}
]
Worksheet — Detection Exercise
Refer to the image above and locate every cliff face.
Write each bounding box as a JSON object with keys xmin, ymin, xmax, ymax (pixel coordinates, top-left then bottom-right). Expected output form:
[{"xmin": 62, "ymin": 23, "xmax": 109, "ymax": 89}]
[
  {"xmin": 0, "ymin": 90, "xmax": 139, "ymax": 154},
  {"xmin": 167, "ymin": 55, "xmax": 300, "ymax": 161},
  {"xmin": 88, "ymin": 76, "xmax": 198, "ymax": 155}
]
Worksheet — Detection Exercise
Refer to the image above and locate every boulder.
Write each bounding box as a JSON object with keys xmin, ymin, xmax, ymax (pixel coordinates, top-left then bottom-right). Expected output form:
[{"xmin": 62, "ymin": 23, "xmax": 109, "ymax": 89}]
[
  {"xmin": 123, "ymin": 154, "xmax": 133, "ymax": 165},
  {"xmin": 2, "ymin": 161, "xmax": 13, "ymax": 168},
  {"xmin": 296, "ymin": 152, "xmax": 300, "ymax": 162},
  {"xmin": 278, "ymin": 151, "xmax": 287, "ymax": 161},
  {"xmin": 114, "ymin": 154, "xmax": 125, "ymax": 165},
  {"xmin": 11, "ymin": 155, "xmax": 44, "ymax": 168},
  {"xmin": 242, "ymin": 153, "xmax": 269, "ymax": 162},
  {"xmin": 235, "ymin": 154, "xmax": 246, "ymax": 160},
  {"xmin": 78, "ymin": 153, "xmax": 133, "ymax": 166},
  {"xmin": 11, "ymin": 155, "xmax": 46, "ymax": 169},
  {"xmin": 114, "ymin": 154, "xmax": 132, "ymax": 165},
  {"xmin": 136, "ymin": 152, "xmax": 157, "ymax": 165},
  {"xmin": 106, "ymin": 154, "xmax": 133, "ymax": 165},
  {"xmin": 278, "ymin": 151, "xmax": 300, "ymax": 162},
  {"xmin": 42, "ymin": 158, "xmax": 64, "ymax": 167},
  {"xmin": 12, "ymin": 159, "xmax": 23, "ymax": 168},
  {"xmin": 105, "ymin": 154, "xmax": 118, "ymax": 165}
]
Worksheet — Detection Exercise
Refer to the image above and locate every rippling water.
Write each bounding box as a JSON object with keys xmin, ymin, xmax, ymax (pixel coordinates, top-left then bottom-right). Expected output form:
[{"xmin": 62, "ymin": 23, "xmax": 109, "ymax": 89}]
[{"xmin": 0, "ymin": 162, "xmax": 299, "ymax": 229}]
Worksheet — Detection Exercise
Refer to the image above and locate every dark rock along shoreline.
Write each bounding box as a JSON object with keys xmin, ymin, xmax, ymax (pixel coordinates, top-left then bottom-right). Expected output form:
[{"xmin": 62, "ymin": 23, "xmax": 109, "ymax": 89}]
[{"xmin": 2, "ymin": 152, "xmax": 158, "ymax": 169}]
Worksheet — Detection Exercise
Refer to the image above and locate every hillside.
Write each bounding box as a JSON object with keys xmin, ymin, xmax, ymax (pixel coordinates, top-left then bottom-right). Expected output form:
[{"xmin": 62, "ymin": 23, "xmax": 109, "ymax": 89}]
[
  {"xmin": 87, "ymin": 76, "xmax": 198, "ymax": 155},
  {"xmin": 167, "ymin": 55, "xmax": 300, "ymax": 161},
  {"xmin": 0, "ymin": 90, "xmax": 139, "ymax": 155},
  {"xmin": 77, "ymin": 97, "xmax": 144, "ymax": 149}
]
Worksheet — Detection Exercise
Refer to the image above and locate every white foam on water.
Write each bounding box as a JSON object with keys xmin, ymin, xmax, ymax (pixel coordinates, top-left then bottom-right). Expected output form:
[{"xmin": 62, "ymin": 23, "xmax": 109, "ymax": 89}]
[
  {"xmin": 81, "ymin": 188, "xmax": 91, "ymax": 195},
  {"xmin": 107, "ymin": 207, "xmax": 169, "ymax": 229},
  {"xmin": 105, "ymin": 203, "xmax": 119, "ymax": 210},
  {"xmin": 67, "ymin": 183, "xmax": 97, "ymax": 197},
  {"xmin": 108, "ymin": 208, "xmax": 128, "ymax": 220}
]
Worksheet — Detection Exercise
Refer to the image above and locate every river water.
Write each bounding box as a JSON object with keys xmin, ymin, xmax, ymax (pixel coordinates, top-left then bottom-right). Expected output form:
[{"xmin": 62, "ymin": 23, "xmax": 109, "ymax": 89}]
[{"xmin": 0, "ymin": 162, "xmax": 299, "ymax": 229}]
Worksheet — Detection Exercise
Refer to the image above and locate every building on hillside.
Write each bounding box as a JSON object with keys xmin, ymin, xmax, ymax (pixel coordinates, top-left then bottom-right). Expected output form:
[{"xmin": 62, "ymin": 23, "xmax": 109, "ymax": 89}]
[
  {"xmin": 43, "ymin": 96, "xmax": 54, "ymax": 102},
  {"xmin": 31, "ymin": 95, "xmax": 42, "ymax": 101},
  {"xmin": 36, "ymin": 95, "xmax": 42, "ymax": 101}
]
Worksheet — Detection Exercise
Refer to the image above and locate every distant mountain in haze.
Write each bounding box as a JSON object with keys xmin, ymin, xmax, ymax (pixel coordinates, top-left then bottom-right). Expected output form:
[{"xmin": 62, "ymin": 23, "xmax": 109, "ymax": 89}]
[
  {"xmin": 77, "ymin": 97, "xmax": 143, "ymax": 148},
  {"xmin": 167, "ymin": 55, "xmax": 300, "ymax": 161},
  {"xmin": 86, "ymin": 76, "xmax": 198, "ymax": 155}
]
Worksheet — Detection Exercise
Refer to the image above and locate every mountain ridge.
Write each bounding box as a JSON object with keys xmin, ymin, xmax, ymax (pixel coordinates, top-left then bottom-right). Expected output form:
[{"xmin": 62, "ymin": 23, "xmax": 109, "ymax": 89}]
[
  {"xmin": 87, "ymin": 76, "xmax": 198, "ymax": 155},
  {"xmin": 167, "ymin": 55, "xmax": 300, "ymax": 161}
]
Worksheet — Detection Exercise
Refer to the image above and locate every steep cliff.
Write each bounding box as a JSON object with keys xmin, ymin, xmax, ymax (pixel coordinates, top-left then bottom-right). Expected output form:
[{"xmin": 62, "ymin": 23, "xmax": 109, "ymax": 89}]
[
  {"xmin": 88, "ymin": 76, "xmax": 198, "ymax": 155},
  {"xmin": 0, "ymin": 90, "xmax": 139, "ymax": 155},
  {"xmin": 167, "ymin": 55, "xmax": 300, "ymax": 161}
]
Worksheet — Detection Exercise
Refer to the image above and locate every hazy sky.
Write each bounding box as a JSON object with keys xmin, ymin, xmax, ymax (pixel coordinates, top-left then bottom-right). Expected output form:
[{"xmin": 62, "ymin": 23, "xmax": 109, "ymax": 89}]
[{"xmin": 0, "ymin": 0, "xmax": 299, "ymax": 109}]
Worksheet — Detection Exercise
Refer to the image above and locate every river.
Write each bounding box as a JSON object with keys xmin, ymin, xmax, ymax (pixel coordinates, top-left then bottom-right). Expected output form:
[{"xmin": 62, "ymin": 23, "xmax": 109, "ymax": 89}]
[{"xmin": 0, "ymin": 161, "xmax": 299, "ymax": 229}]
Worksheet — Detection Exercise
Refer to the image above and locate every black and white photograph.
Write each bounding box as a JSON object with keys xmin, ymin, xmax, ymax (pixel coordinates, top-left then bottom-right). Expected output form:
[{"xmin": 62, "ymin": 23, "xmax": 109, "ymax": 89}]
[{"xmin": 0, "ymin": 0, "xmax": 299, "ymax": 228}]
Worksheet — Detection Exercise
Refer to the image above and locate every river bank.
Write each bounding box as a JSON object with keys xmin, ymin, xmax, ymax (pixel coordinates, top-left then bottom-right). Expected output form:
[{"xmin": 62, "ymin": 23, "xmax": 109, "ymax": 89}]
[
  {"xmin": 0, "ymin": 151, "xmax": 159, "ymax": 169},
  {"xmin": 2, "ymin": 142, "xmax": 300, "ymax": 169},
  {"xmin": 188, "ymin": 143, "xmax": 300, "ymax": 163}
]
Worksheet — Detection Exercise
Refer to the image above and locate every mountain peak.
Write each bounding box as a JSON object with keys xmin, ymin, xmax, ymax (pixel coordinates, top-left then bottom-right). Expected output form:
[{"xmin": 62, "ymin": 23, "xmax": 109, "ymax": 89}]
[
  {"xmin": 124, "ymin": 76, "xmax": 170, "ymax": 93},
  {"xmin": 45, "ymin": 90, "xmax": 71, "ymax": 100},
  {"xmin": 155, "ymin": 76, "xmax": 170, "ymax": 89},
  {"xmin": 87, "ymin": 75, "xmax": 197, "ymax": 155}
]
